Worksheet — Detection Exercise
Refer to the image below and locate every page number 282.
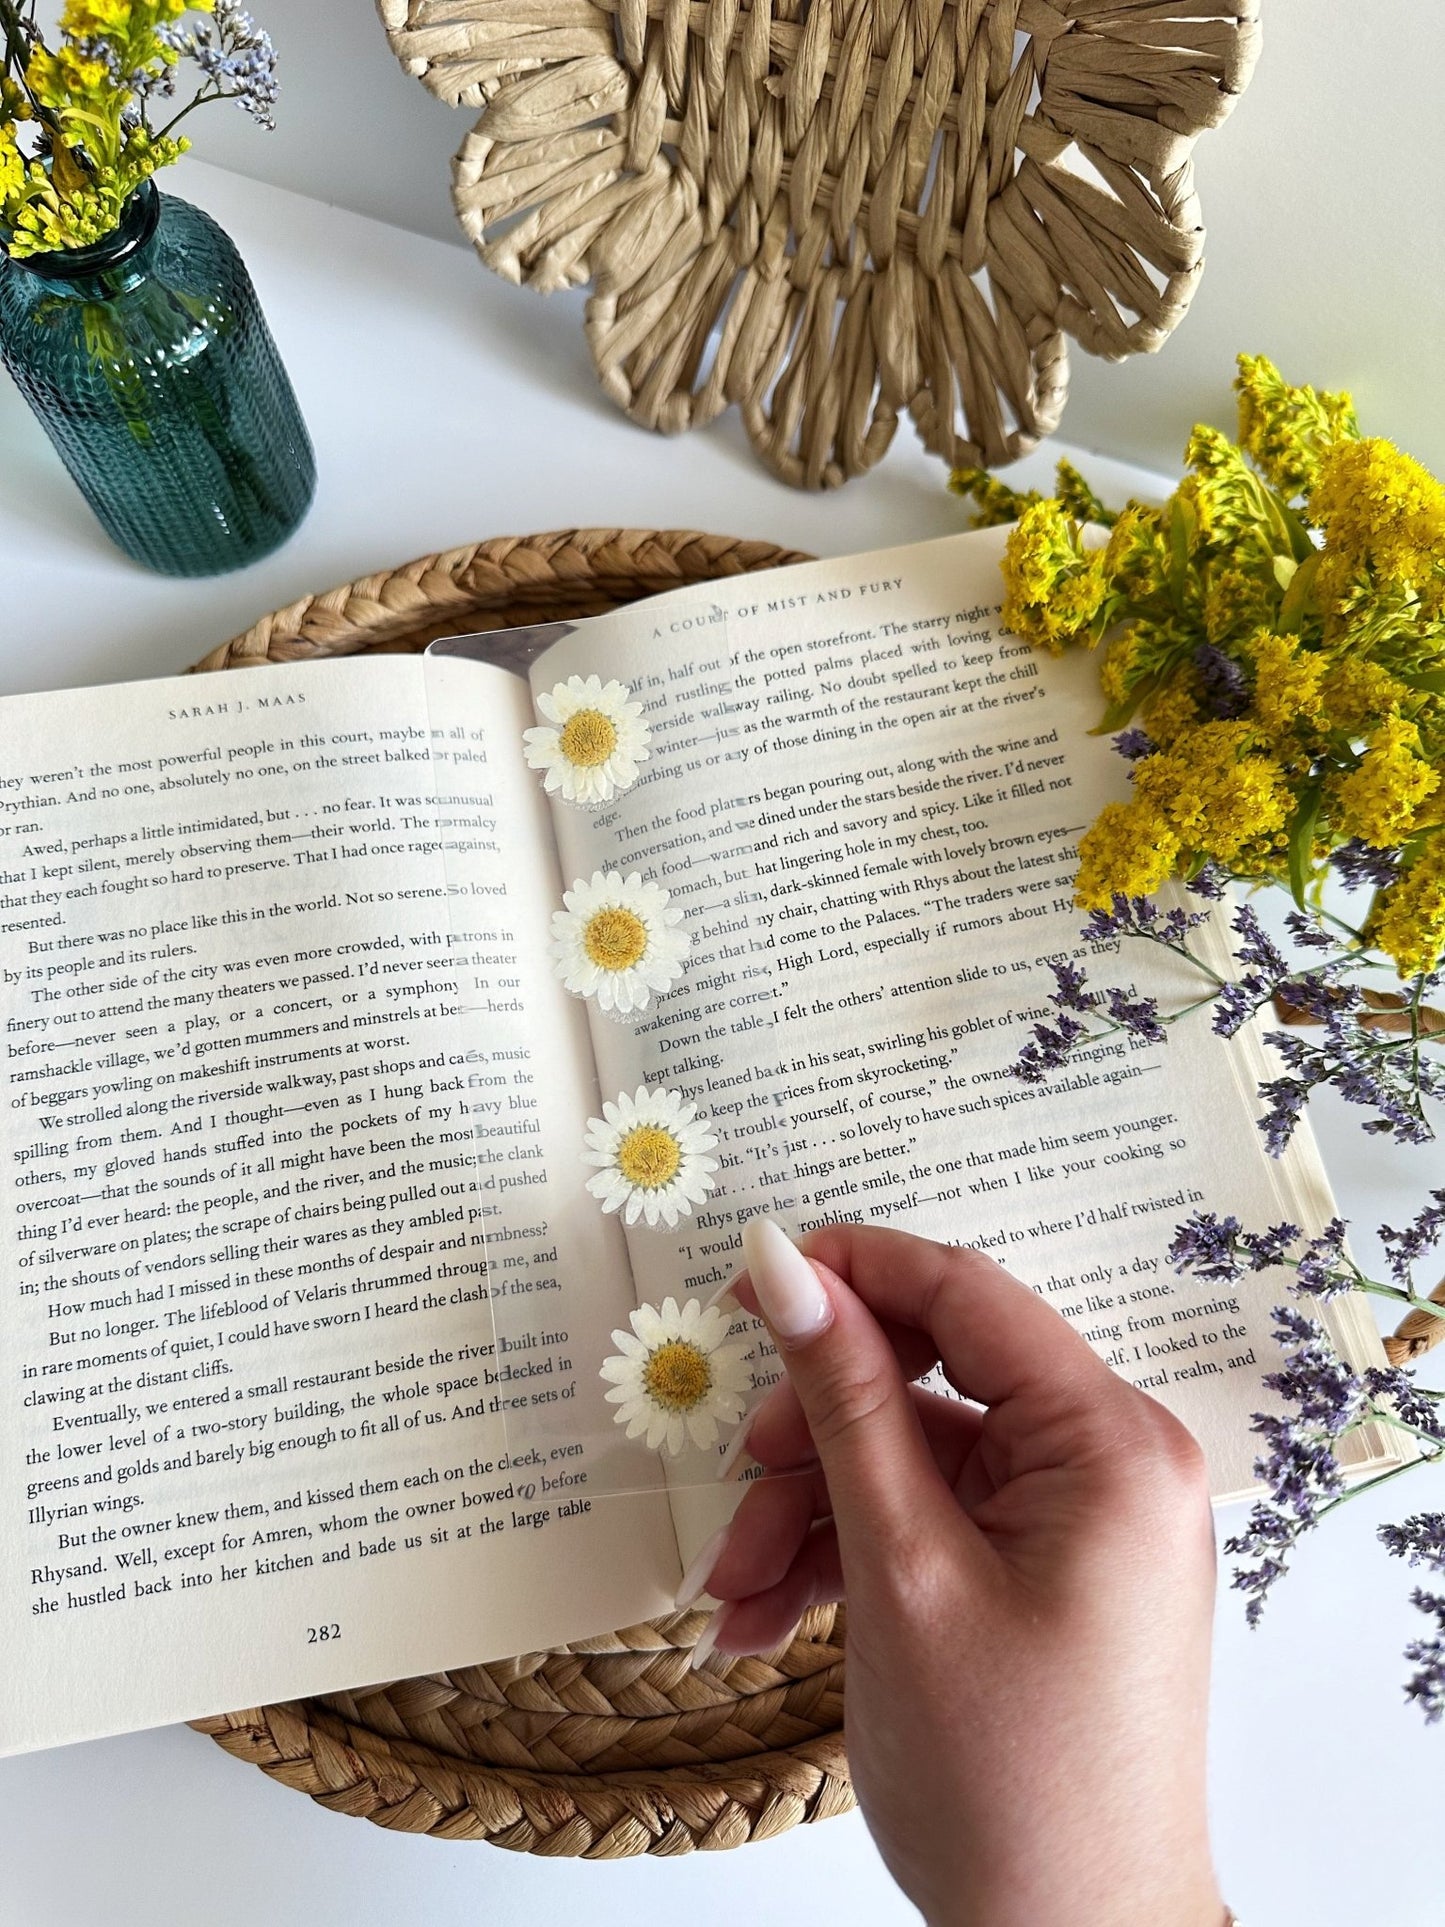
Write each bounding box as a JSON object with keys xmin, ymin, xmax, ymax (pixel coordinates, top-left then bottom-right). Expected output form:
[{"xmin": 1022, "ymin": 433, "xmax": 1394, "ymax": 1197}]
[{"xmin": 306, "ymin": 1623, "xmax": 341, "ymax": 1644}]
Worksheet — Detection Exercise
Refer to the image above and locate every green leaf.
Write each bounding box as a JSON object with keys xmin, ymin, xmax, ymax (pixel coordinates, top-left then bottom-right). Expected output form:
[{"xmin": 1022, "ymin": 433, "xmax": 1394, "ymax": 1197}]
[
  {"xmin": 1277, "ymin": 550, "xmax": 1321, "ymax": 634},
  {"xmin": 1167, "ymin": 495, "xmax": 1194, "ymax": 610},
  {"xmin": 1286, "ymin": 786, "xmax": 1323, "ymax": 908},
  {"xmin": 1276, "ymin": 496, "xmax": 1318, "ymax": 564},
  {"xmin": 1396, "ymin": 667, "xmax": 1445, "ymax": 695}
]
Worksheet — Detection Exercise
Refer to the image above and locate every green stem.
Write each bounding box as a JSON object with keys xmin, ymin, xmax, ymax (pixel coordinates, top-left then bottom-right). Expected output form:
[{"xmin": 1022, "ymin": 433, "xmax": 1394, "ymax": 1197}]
[
  {"xmin": 153, "ymin": 83, "xmax": 232, "ymax": 144},
  {"xmin": 1307, "ymin": 1442, "xmax": 1444, "ymax": 1524}
]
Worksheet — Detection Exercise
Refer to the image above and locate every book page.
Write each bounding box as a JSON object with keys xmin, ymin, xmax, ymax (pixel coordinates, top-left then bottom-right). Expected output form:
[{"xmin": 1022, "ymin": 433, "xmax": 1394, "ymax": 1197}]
[
  {"xmin": 0, "ymin": 655, "xmax": 678, "ymax": 1757},
  {"xmin": 528, "ymin": 532, "xmax": 1389, "ymax": 1529}
]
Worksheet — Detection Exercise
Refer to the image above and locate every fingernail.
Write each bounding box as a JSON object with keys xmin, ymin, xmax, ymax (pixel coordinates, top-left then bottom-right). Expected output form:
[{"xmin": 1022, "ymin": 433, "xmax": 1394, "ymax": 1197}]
[
  {"xmin": 715, "ymin": 1411, "xmax": 757, "ymax": 1482},
  {"xmin": 688, "ymin": 1603, "xmax": 732, "ymax": 1672},
  {"xmin": 702, "ymin": 1268, "xmax": 744, "ymax": 1313},
  {"xmin": 741, "ymin": 1216, "xmax": 832, "ymax": 1346},
  {"xmin": 674, "ymin": 1524, "xmax": 730, "ymax": 1609}
]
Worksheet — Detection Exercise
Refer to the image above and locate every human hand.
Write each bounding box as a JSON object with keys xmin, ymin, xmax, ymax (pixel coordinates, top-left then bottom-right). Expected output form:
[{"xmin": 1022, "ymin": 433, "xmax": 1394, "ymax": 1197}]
[{"xmin": 682, "ymin": 1219, "xmax": 1223, "ymax": 1927}]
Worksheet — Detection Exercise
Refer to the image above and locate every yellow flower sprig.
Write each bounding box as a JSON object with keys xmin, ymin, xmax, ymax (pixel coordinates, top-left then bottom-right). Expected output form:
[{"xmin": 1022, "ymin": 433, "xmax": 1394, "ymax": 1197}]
[
  {"xmin": 1, "ymin": 1, "xmax": 273, "ymax": 259},
  {"xmin": 966, "ymin": 355, "xmax": 1445, "ymax": 978}
]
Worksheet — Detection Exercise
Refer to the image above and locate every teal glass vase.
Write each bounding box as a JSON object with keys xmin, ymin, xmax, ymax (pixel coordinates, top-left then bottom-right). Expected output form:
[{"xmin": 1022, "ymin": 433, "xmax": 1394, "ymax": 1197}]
[{"xmin": 0, "ymin": 181, "xmax": 315, "ymax": 577}]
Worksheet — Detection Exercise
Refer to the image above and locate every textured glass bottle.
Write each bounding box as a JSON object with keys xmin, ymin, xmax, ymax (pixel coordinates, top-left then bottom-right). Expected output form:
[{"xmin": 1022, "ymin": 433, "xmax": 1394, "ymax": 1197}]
[{"xmin": 0, "ymin": 182, "xmax": 315, "ymax": 576}]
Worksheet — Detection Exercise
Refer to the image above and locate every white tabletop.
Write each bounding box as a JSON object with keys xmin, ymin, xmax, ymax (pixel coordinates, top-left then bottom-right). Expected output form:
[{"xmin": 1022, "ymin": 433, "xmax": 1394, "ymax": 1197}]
[{"xmin": 1, "ymin": 159, "xmax": 1437, "ymax": 1927}]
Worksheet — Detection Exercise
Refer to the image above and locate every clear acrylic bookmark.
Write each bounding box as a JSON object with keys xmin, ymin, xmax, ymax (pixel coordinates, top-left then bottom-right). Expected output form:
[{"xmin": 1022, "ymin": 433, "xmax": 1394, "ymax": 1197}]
[{"xmin": 420, "ymin": 609, "xmax": 805, "ymax": 1502}]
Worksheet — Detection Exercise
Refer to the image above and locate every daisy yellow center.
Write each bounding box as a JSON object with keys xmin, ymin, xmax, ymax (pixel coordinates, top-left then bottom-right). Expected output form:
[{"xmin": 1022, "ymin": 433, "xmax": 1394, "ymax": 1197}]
[
  {"xmin": 616, "ymin": 1123, "xmax": 682, "ymax": 1190},
  {"xmin": 642, "ymin": 1339, "xmax": 712, "ymax": 1412},
  {"xmin": 559, "ymin": 708, "xmax": 619, "ymax": 768},
  {"xmin": 584, "ymin": 906, "xmax": 649, "ymax": 972}
]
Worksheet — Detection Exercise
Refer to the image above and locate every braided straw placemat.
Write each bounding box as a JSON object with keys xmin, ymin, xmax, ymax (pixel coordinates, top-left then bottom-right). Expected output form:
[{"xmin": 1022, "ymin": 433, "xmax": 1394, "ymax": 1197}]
[
  {"xmin": 186, "ymin": 526, "xmax": 854, "ymax": 1856},
  {"xmin": 379, "ymin": 0, "xmax": 1259, "ymax": 488}
]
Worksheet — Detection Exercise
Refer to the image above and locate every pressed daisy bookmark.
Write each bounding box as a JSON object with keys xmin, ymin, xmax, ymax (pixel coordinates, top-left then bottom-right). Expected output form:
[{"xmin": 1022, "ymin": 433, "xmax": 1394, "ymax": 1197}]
[
  {"xmin": 583, "ymin": 1086, "xmax": 718, "ymax": 1228},
  {"xmin": 600, "ymin": 1298, "xmax": 749, "ymax": 1455},
  {"xmin": 523, "ymin": 674, "xmax": 650, "ymax": 806},
  {"xmin": 551, "ymin": 870, "xmax": 689, "ymax": 1016}
]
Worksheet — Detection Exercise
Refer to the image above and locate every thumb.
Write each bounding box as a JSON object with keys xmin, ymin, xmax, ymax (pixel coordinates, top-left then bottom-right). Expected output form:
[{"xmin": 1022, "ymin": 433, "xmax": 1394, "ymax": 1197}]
[{"xmin": 739, "ymin": 1215, "xmax": 964, "ymax": 1562}]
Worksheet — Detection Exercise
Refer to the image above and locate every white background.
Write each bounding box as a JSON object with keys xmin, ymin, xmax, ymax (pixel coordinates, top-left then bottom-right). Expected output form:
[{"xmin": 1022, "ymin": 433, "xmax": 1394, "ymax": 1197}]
[{"xmin": 2, "ymin": 0, "xmax": 1444, "ymax": 1913}]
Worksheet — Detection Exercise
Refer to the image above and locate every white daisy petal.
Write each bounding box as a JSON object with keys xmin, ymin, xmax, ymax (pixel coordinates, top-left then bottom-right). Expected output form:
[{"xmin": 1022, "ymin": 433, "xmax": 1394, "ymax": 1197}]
[
  {"xmin": 597, "ymin": 1295, "xmax": 751, "ymax": 1460},
  {"xmin": 523, "ymin": 676, "xmax": 651, "ymax": 807}
]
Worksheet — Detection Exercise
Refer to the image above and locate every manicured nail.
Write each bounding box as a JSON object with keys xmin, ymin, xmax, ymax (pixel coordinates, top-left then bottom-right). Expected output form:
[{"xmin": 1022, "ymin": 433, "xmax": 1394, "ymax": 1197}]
[
  {"xmin": 688, "ymin": 1603, "xmax": 733, "ymax": 1672},
  {"xmin": 715, "ymin": 1410, "xmax": 757, "ymax": 1482},
  {"xmin": 741, "ymin": 1216, "xmax": 832, "ymax": 1346},
  {"xmin": 702, "ymin": 1268, "xmax": 745, "ymax": 1313},
  {"xmin": 674, "ymin": 1524, "xmax": 730, "ymax": 1609}
]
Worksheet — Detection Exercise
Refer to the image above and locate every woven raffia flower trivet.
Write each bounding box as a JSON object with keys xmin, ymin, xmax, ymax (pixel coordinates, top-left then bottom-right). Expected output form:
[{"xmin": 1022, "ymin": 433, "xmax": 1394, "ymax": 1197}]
[
  {"xmin": 186, "ymin": 526, "xmax": 853, "ymax": 1857},
  {"xmin": 379, "ymin": 0, "xmax": 1259, "ymax": 488}
]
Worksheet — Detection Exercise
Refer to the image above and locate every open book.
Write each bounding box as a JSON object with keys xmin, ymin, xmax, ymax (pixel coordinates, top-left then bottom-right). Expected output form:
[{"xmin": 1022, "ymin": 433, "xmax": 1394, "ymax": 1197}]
[{"xmin": 0, "ymin": 529, "xmax": 1392, "ymax": 1756}]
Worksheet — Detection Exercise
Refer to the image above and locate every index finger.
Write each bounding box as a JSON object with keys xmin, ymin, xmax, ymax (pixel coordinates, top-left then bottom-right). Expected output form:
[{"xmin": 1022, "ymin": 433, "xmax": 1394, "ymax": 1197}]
[{"xmin": 796, "ymin": 1222, "xmax": 1121, "ymax": 1416}]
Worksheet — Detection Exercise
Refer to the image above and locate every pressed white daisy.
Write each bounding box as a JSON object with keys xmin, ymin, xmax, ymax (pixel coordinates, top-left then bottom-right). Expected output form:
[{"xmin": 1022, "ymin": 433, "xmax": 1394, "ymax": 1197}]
[
  {"xmin": 583, "ymin": 1085, "xmax": 718, "ymax": 1228},
  {"xmin": 600, "ymin": 1297, "xmax": 750, "ymax": 1454},
  {"xmin": 551, "ymin": 870, "xmax": 689, "ymax": 1016},
  {"xmin": 523, "ymin": 674, "xmax": 650, "ymax": 806}
]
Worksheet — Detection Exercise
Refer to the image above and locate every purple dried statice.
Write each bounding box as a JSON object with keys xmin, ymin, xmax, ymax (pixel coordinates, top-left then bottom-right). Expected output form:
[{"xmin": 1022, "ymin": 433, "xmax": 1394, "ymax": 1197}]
[
  {"xmin": 1256, "ymin": 1070, "xmax": 1310, "ymax": 1156},
  {"xmin": 1380, "ymin": 1189, "xmax": 1445, "ymax": 1288},
  {"xmin": 1102, "ymin": 985, "xmax": 1165, "ymax": 1043},
  {"xmin": 1080, "ymin": 892, "xmax": 1211, "ymax": 949},
  {"xmin": 1231, "ymin": 901, "xmax": 1288, "ymax": 979},
  {"xmin": 1362, "ymin": 1368, "xmax": 1445, "ymax": 1442},
  {"xmin": 1211, "ymin": 900, "xmax": 1294, "ymax": 1040},
  {"xmin": 1258, "ymin": 1011, "xmax": 1442, "ymax": 1152},
  {"xmin": 178, "ymin": 1, "xmax": 279, "ymax": 129},
  {"xmin": 1186, "ymin": 864, "xmax": 1229, "ymax": 901},
  {"xmin": 1013, "ymin": 1013, "xmax": 1089, "ymax": 1084},
  {"xmin": 1402, "ymin": 1593, "xmax": 1445, "ymax": 1723},
  {"xmin": 1212, "ymin": 979, "xmax": 1264, "ymax": 1039},
  {"xmin": 1048, "ymin": 959, "xmax": 1095, "ymax": 1012},
  {"xmin": 1168, "ymin": 1212, "xmax": 1247, "ymax": 1283},
  {"xmin": 1331, "ymin": 839, "xmax": 1400, "ymax": 894},
  {"xmin": 1379, "ymin": 1513, "xmax": 1445, "ymax": 1568},
  {"xmin": 1378, "ymin": 1520, "xmax": 1445, "ymax": 1723},
  {"xmin": 1283, "ymin": 909, "xmax": 1337, "ymax": 952},
  {"xmin": 1193, "ymin": 642, "xmax": 1250, "ymax": 720},
  {"xmin": 1113, "ymin": 727, "xmax": 1154, "ymax": 761},
  {"xmin": 1293, "ymin": 1219, "xmax": 1354, "ymax": 1299},
  {"xmin": 1010, "ymin": 961, "xmax": 1098, "ymax": 1081},
  {"xmin": 1225, "ymin": 1307, "xmax": 1367, "ymax": 1626}
]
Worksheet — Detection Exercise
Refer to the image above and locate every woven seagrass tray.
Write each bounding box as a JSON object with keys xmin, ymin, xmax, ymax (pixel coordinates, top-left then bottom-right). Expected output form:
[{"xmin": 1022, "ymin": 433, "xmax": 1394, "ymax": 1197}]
[{"xmin": 186, "ymin": 527, "xmax": 853, "ymax": 1857}]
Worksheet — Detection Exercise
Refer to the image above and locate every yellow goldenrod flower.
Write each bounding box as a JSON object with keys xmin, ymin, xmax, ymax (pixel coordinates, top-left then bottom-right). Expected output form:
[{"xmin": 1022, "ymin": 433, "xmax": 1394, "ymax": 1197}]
[
  {"xmin": 60, "ymin": 0, "xmax": 132, "ymax": 32},
  {"xmin": 1000, "ymin": 500, "xmax": 1106, "ymax": 653},
  {"xmin": 1139, "ymin": 670, "xmax": 1201, "ymax": 748},
  {"xmin": 1102, "ymin": 505, "xmax": 1170, "ymax": 603},
  {"xmin": 1317, "ymin": 656, "xmax": 1416, "ymax": 736},
  {"xmin": 1054, "ymin": 459, "xmax": 1115, "ymax": 528},
  {"xmin": 948, "ymin": 467, "xmax": 1042, "ymax": 529},
  {"xmin": 1311, "ymin": 437, "xmax": 1445, "ymax": 600},
  {"xmin": 1203, "ymin": 563, "xmax": 1278, "ymax": 645},
  {"xmin": 1234, "ymin": 353, "xmax": 1358, "ymax": 498},
  {"xmin": 1075, "ymin": 801, "xmax": 1181, "ymax": 909},
  {"xmin": 1132, "ymin": 721, "xmax": 1294, "ymax": 869},
  {"xmin": 1370, "ymin": 833, "xmax": 1445, "ymax": 977},
  {"xmin": 1328, "ymin": 715, "xmax": 1441, "ymax": 847},
  {"xmin": 1248, "ymin": 631, "xmax": 1326, "ymax": 738},
  {"xmin": 1180, "ymin": 426, "xmax": 1274, "ymax": 552}
]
